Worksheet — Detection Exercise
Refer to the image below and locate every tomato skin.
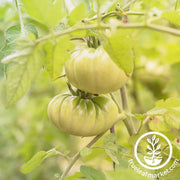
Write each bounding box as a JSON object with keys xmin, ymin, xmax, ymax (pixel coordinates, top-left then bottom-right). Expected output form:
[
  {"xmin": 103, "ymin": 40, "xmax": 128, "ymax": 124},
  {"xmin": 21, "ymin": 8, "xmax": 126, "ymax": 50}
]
[
  {"xmin": 48, "ymin": 92, "xmax": 119, "ymax": 136},
  {"xmin": 65, "ymin": 47, "xmax": 129, "ymax": 94}
]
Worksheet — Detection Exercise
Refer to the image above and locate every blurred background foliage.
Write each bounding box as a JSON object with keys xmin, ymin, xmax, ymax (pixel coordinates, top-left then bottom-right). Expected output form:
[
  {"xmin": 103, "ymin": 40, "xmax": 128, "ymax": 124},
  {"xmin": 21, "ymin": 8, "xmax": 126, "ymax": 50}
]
[{"xmin": 0, "ymin": 0, "xmax": 180, "ymax": 179}]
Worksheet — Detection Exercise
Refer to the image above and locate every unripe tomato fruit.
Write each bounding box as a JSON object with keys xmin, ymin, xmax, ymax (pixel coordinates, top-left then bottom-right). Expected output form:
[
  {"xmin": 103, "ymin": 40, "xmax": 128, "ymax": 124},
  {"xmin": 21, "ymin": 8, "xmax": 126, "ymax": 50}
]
[
  {"xmin": 48, "ymin": 92, "xmax": 119, "ymax": 136},
  {"xmin": 65, "ymin": 47, "xmax": 129, "ymax": 94}
]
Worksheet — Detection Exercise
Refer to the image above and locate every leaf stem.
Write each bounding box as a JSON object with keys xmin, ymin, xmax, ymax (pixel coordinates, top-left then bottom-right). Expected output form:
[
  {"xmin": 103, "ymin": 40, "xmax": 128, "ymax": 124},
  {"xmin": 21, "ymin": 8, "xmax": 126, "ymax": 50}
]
[
  {"xmin": 120, "ymin": 86, "xmax": 136, "ymax": 136},
  {"xmin": 14, "ymin": 0, "xmax": 25, "ymax": 35}
]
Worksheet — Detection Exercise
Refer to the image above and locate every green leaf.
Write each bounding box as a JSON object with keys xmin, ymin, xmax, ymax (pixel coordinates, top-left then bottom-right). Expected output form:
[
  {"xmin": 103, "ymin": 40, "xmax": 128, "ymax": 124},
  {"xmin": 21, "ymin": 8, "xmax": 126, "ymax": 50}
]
[
  {"xmin": 5, "ymin": 24, "xmax": 38, "ymax": 44},
  {"xmin": 64, "ymin": 172, "xmax": 83, "ymax": 180},
  {"xmin": 103, "ymin": 134, "xmax": 120, "ymax": 164},
  {"xmin": 105, "ymin": 148, "xmax": 119, "ymax": 165},
  {"xmin": 103, "ymin": 29, "xmax": 134, "ymax": 74},
  {"xmin": 161, "ymin": 10, "xmax": 180, "ymax": 26},
  {"xmin": 80, "ymin": 147, "xmax": 92, "ymax": 157},
  {"xmin": 68, "ymin": 3, "xmax": 89, "ymax": 26},
  {"xmin": 80, "ymin": 165, "xmax": 106, "ymax": 180},
  {"xmin": 5, "ymin": 25, "xmax": 21, "ymax": 44},
  {"xmin": 135, "ymin": 98, "xmax": 180, "ymax": 121},
  {"xmin": 21, "ymin": 148, "xmax": 58, "ymax": 174},
  {"xmin": 155, "ymin": 98, "xmax": 180, "ymax": 109},
  {"xmin": 21, "ymin": 151, "xmax": 46, "ymax": 174},
  {"xmin": 0, "ymin": 24, "xmax": 38, "ymax": 61},
  {"xmin": 105, "ymin": 169, "xmax": 152, "ymax": 180},
  {"xmin": 2, "ymin": 39, "xmax": 44, "ymax": 106},
  {"xmin": 148, "ymin": 116, "xmax": 170, "ymax": 132},
  {"xmin": 21, "ymin": 0, "xmax": 66, "ymax": 28},
  {"xmin": 104, "ymin": 134, "xmax": 117, "ymax": 145},
  {"xmin": 0, "ymin": 30, "xmax": 5, "ymax": 49},
  {"xmin": 44, "ymin": 35, "xmax": 75, "ymax": 80}
]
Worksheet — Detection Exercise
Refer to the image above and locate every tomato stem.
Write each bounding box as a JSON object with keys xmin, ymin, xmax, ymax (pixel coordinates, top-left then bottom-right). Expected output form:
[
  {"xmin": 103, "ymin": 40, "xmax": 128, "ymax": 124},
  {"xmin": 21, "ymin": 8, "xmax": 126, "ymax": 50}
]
[
  {"xmin": 67, "ymin": 82, "xmax": 77, "ymax": 96},
  {"xmin": 110, "ymin": 125, "xmax": 116, "ymax": 170},
  {"xmin": 120, "ymin": 86, "xmax": 136, "ymax": 136}
]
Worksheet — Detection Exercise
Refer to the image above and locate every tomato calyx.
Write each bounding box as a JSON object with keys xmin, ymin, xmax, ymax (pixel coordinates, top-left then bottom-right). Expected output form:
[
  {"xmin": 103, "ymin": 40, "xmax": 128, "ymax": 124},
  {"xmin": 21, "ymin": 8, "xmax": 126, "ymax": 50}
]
[
  {"xmin": 67, "ymin": 82, "xmax": 95, "ymax": 99},
  {"xmin": 86, "ymin": 36, "xmax": 101, "ymax": 49}
]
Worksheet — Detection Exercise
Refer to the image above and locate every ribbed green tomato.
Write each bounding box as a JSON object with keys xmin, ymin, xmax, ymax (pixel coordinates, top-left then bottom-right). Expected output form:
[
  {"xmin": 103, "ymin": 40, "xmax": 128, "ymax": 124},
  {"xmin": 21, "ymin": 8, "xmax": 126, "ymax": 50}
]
[
  {"xmin": 48, "ymin": 92, "xmax": 119, "ymax": 136},
  {"xmin": 65, "ymin": 47, "xmax": 129, "ymax": 94}
]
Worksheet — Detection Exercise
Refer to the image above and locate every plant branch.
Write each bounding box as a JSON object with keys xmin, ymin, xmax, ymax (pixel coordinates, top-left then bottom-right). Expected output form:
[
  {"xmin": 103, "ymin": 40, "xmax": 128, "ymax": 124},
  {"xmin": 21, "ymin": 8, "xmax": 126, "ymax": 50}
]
[
  {"xmin": 87, "ymin": 11, "xmax": 145, "ymax": 21},
  {"xmin": 36, "ymin": 21, "xmax": 180, "ymax": 46},
  {"xmin": 110, "ymin": 125, "xmax": 116, "ymax": 170},
  {"xmin": 59, "ymin": 113, "xmax": 126, "ymax": 180},
  {"xmin": 120, "ymin": 86, "xmax": 136, "ymax": 136},
  {"xmin": 14, "ymin": 0, "xmax": 25, "ymax": 35},
  {"xmin": 110, "ymin": 93, "xmax": 122, "ymax": 112}
]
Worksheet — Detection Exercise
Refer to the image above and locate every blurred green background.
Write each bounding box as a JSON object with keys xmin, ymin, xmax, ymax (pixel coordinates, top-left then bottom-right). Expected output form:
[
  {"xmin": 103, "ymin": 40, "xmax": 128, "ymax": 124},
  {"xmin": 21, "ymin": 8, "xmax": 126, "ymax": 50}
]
[{"xmin": 0, "ymin": 0, "xmax": 180, "ymax": 179}]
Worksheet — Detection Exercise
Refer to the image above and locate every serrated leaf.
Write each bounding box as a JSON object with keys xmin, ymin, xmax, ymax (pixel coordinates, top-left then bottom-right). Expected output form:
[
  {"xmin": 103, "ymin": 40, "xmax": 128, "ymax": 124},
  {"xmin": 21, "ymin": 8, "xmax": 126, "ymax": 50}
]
[
  {"xmin": 21, "ymin": 0, "xmax": 66, "ymax": 28},
  {"xmin": 44, "ymin": 35, "xmax": 75, "ymax": 80},
  {"xmin": 161, "ymin": 10, "xmax": 180, "ymax": 26},
  {"xmin": 80, "ymin": 166, "xmax": 106, "ymax": 180},
  {"xmin": 68, "ymin": 3, "xmax": 89, "ymax": 26},
  {"xmin": 0, "ymin": 24, "xmax": 38, "ymax": 61},
  {"xmin": 156, "ymin": 98, "xmax": 180, "ymax": 109},
  {"xmin": 105, "ymin": 149, "xmax": 119, "ymax": 164},
  {"xmin": 147, "ymin": 108, "xmax": 167, "ymax": 116},
  {"xmin": 135, "ymin": 108, "xmax": 167, "ymax": 121},
  {"xmin": 21, "ymin": 148, "xmax": 58, "ymax": 174},
  {"xmin": 5, "ymin": 24, "xmax": 38, "ymax": 44},
  {"xmin": 103, "ymin": 29, "xmax": 134, "ymax": 74},
  {"xmin": 80, "ymin": 147, "xmax": 92, "ymax": 157},
  {"xmin": 104, "ymin": 134, "xmax": 117, "ymax": 145},
  {"xmin": 5, "ymin": 25, "xmax": 21, "ymax": 44},
  {"xmin": 2, "ymin": 40, "xmax": 44, "ymax": 106}
]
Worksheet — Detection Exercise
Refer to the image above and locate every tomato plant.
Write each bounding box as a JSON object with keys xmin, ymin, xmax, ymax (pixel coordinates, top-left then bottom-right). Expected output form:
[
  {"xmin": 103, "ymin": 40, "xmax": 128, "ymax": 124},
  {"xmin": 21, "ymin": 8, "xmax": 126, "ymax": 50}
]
[{"xmin": 0, "ymin": 0, "xmax": 180, "ymax": 180}]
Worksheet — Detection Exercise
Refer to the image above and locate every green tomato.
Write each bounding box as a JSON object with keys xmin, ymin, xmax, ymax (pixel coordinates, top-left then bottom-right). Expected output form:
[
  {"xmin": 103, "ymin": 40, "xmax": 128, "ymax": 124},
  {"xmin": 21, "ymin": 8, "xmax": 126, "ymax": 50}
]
[
  {"xmin": 65, "ymin": 46, "xmax": 129, "ymax": 94},
  {"xmin": 48, "ymin": 92, "xmax": 119, "ymax": 136}
]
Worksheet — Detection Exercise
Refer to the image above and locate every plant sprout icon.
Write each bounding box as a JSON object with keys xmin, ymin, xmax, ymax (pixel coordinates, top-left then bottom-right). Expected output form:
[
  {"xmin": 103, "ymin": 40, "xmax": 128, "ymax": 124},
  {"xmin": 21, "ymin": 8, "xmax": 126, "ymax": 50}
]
[{"xmin": 144, "ymin": 135, "xmax": 162, "ymax": 166}]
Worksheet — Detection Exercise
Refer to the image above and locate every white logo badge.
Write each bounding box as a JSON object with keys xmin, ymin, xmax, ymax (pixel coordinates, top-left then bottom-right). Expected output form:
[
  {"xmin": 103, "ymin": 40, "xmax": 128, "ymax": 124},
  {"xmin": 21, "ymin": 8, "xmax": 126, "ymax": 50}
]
[{"xmin": 134, "ymin": 132, "xmax": 173, "ymax": 170}]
